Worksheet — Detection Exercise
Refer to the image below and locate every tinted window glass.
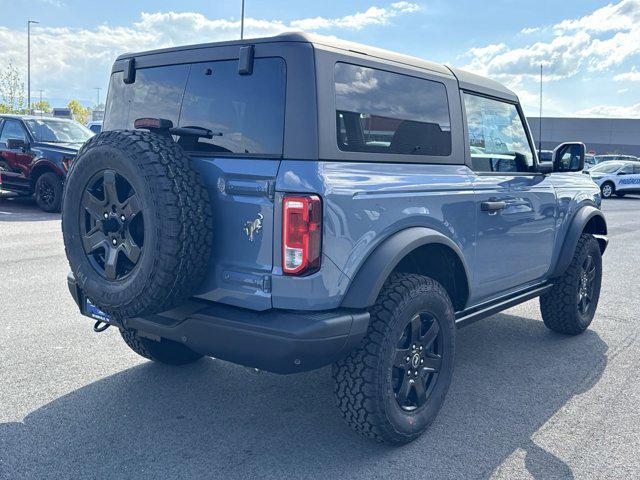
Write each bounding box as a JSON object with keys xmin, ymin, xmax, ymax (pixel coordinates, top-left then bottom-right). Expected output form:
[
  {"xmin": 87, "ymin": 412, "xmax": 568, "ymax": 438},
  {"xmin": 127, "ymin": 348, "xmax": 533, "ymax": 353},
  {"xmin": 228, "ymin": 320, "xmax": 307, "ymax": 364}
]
[
  {"xmin": 0, "ymin": 120, "xmax": 28, "ymax": 144},
  {"xmin": 334, "ymin": 63, "xmax": 451, "ymax": 156},
  {"xmin": 464, "ymin": 93, "xmax": 535, "ymax": 173},
  {"xmin": 103, "ymin": 72, "xmax": 127, "ymax": 130},
  {"xmin": 128, "ymin": 65, "xmax": 189, "ymax": 129},
  {"xmin": 178, "ymin": 58, "xmax": 286, "ymax": 155}
]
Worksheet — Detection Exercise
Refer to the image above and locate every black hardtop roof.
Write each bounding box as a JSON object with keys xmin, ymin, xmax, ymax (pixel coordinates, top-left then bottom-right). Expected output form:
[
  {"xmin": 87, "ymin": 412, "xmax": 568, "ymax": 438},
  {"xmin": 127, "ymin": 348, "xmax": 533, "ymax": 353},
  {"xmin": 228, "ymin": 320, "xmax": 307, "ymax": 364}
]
[{"xmin": 116, "ymin": 32, "xmax": 518, "ymax": 102}]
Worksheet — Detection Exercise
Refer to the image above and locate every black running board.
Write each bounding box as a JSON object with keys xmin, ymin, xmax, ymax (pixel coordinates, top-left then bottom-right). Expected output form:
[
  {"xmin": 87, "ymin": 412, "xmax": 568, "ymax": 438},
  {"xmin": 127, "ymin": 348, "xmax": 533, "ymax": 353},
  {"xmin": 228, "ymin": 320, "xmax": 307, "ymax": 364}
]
[{"xmin": 455, "ymin": 283, "xmax": 554, "ymax": 328}]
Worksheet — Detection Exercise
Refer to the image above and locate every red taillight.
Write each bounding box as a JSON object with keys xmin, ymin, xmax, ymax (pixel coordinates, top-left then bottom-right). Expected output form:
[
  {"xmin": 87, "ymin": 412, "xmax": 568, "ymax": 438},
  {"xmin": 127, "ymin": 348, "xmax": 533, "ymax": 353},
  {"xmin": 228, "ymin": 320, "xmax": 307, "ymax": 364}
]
[{"xmin": 282, "ymin": 194, "xmax": 322, "ymax": 275}]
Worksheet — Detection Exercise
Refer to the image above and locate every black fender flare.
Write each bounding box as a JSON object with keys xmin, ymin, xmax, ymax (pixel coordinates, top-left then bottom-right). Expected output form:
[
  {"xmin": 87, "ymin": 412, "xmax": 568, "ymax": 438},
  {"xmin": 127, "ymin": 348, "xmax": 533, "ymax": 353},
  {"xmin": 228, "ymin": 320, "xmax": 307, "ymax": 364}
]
[
  {"xmin": 551, "ymin": 205, "xmax": 608, "ymax": 278},
  {"xmin": 341, "ymin": 227, "xmax": 471, "ymax": 309}
]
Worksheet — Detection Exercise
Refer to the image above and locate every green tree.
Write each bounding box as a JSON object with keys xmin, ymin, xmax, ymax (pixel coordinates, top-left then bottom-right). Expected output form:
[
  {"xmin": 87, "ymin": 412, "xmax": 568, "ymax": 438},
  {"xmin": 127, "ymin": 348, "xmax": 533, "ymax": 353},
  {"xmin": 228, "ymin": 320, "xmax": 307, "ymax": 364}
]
[
  {"xmin": 0, "ymin": 62, "xmax": 26, "ymax": 113},
  {"xmin": 67, "ymin": 99, "xmax": 90, "ymax": 124},
  {"xmin": 32, "ymin": 100, "xmax": 52, "ymax": 114}
]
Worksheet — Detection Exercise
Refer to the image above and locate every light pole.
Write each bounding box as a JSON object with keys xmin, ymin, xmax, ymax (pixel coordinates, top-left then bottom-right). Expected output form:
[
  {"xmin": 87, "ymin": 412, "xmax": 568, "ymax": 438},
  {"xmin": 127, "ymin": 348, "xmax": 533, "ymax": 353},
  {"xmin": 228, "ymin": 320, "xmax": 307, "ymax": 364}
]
[
  {"xmin": 94, "ymin": 87, "xmax": 101, "ymax": 107},
  {"xmin": 38, "ymin": 89, "xmax": 43, "ymax": 116},
  {"xmin": 27, "ymin": 20, "xmax": 39, "ymax": 114},
  {"xmin": 240, "ymin": 0, "xmax": 245, "ymax": 39}
]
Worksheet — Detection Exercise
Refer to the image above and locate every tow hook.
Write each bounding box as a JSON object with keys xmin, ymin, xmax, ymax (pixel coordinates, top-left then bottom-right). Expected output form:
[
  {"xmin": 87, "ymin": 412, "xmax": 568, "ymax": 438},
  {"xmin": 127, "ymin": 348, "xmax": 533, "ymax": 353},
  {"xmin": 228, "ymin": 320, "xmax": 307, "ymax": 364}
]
[{"xmin": 93, "ymin": 320, "xmax": 110, "ymax": 333}]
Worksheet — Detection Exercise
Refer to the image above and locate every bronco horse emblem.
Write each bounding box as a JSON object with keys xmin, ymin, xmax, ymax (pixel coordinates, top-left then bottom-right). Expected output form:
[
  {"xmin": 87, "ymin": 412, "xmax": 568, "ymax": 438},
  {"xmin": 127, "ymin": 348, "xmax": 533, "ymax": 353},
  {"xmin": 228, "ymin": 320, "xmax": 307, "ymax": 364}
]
[{"xmin": 243, "ymin": 213, "xmax": 264, "ymax": 242}]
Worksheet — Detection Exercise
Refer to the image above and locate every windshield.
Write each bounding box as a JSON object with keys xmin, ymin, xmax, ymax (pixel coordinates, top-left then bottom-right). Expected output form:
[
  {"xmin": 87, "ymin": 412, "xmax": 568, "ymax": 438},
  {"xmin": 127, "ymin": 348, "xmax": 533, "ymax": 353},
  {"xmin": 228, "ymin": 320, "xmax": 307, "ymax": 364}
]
[
  {"xmin": 24, "ymin": 119, "xmax": 94, "ymax": 143},
  {"xmin": 590, "ymin": 162, "xmax": 624, "ymax": 174}
]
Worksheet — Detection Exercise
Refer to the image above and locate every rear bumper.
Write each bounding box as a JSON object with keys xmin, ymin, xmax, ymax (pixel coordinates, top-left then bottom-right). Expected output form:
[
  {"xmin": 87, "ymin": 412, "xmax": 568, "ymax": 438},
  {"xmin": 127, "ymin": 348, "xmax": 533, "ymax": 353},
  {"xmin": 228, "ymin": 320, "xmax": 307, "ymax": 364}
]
[{"xmin": 67, "ymin": 273, "xmax": 370, "ymax": 374}]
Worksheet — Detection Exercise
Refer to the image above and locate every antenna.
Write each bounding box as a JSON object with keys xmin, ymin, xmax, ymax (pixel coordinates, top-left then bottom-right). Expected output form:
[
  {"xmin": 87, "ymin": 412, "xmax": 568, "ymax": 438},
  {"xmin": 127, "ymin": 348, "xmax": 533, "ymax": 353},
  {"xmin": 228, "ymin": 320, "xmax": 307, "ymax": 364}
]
[{"xmin": 538, "ymin": 64, "xmax": 543, "ymax": 155}]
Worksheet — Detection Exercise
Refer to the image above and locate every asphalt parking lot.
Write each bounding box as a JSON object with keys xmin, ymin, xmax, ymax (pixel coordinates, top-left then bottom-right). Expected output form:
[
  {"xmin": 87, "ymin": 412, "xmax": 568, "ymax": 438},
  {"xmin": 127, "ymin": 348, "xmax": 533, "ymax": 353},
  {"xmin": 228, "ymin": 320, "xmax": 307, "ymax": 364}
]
[{"xmin": 1, "ymin": 195, "xmax": 639, "ymax": 479}]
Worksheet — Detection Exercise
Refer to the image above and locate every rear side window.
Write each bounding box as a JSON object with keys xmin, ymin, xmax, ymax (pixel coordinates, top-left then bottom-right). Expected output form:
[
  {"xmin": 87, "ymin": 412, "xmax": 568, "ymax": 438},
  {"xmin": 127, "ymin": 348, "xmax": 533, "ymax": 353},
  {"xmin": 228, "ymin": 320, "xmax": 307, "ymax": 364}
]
[
  {"xmin": 463, "ymin": 93, "xmax": 535, "ymax": 173},
  {"xmin": 334, "ymin": 63, "xmax": 451, "ymax": 157},
  {"xmin": 178, "ymin": 58, "xmax": 286, "ymax": 155}
]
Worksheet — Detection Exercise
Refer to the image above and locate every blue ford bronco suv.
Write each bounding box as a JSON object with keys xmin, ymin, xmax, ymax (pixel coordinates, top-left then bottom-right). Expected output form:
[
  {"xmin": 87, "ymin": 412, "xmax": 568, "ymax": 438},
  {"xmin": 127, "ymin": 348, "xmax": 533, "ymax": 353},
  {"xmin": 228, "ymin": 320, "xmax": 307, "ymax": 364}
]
[{"xmin": 63, "ymin": 33, "xmax": 607, "ymax": 444}]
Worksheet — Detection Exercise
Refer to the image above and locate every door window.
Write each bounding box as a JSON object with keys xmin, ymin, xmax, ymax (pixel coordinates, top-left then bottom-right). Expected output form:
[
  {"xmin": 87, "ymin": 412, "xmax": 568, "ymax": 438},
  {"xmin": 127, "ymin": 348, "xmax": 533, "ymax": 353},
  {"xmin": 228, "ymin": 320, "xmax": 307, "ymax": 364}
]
[
  {"xmin": 0, "ymin": 120, "xmax": 28, "ymax": 144},
  {"xmin": 463, "ymin": 93, "xmax": 535, "ymax": 173}
]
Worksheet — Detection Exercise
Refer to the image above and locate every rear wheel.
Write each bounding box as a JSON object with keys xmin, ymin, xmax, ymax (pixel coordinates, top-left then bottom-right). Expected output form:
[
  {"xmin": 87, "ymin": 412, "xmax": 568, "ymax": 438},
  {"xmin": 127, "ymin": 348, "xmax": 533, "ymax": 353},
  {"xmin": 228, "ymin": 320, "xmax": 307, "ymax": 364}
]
[
  {"xmin": 600, "ymin": 182, "xmax": 614, "ymax": 199},
  {"xmin": 120, "ymin": 328, "xmax": 203, "ymax": 365},
  {"xmin": 540, "ymin": 234, "xmax": 602, "ymax": 335},
  {"xmin": 332, "ymin": 273, "xmax": 455, "ymax": 444},
  {"xmin": 35, "ymin": 172, "xmax": 62, "ymax": 212}
]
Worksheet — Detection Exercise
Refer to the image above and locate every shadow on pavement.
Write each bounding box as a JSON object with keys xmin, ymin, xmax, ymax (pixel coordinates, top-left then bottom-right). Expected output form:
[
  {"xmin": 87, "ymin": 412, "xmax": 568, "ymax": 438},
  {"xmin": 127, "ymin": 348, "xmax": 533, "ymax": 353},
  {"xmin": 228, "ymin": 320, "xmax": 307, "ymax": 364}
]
[
  {"xmin": 0, "ymin": 313, "xmax": 607, "ymax": 479},
  {"xmin": 0, "ymin": 197, "xmax": 59, "ymax": 222}
]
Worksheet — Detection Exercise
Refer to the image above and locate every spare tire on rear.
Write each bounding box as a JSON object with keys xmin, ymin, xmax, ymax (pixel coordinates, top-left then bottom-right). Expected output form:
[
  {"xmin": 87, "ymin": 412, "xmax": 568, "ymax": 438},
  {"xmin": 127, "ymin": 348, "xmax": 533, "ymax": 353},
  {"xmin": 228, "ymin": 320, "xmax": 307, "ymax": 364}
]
[{"xmin": 62, "ymin": 130, "xmax": 213, "ymax": 319}]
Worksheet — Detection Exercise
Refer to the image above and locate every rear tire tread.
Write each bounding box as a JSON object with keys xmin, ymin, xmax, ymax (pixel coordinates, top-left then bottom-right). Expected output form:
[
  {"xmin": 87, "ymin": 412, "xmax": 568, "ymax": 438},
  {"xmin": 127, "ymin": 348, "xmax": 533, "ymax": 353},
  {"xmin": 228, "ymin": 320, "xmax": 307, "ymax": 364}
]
[{"xmin": 332, "ymin": 273, "xmax": 453, "ymax": 444}]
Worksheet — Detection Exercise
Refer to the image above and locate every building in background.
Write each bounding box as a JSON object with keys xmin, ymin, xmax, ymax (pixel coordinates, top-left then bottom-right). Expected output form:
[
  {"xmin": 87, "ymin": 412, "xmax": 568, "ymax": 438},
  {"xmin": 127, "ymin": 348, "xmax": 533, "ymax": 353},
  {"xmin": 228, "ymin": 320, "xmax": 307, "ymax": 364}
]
[{"xmin": 528, "ymin": 117, "xmax": 640, "ymax": 156}]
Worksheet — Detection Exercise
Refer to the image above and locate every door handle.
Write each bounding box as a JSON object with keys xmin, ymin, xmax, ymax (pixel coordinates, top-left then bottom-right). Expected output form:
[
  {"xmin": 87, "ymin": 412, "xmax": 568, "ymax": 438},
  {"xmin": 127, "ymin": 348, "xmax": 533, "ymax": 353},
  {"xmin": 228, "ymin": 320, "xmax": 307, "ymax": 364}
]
[{"xmin": 481, "ymin": 201, "xmax": 507, "ymax": 213}]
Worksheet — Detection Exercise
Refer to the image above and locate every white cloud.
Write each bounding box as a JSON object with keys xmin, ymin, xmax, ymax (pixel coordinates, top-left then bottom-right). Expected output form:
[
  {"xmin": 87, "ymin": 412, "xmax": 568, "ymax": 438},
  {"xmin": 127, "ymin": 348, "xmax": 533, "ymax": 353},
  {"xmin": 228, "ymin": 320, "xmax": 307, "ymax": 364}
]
[
  {"xmin": 576, "ymin": 102, "xmax": 640, "ymax": 117},
  {"xmin": 460, "ymin": 1, "xmax": 640, "ymax": 117},
  {"xmin": 463, "ymin": 1, "xmax": 640, "ymax": 80},
  {"xmin": 290, "ymin": 2, "xmax": 420, "ymax": 30},
  {"xmin": 554, "ymin": 0, "xmax": 640, "ymax": 33},
  {"xmin": 614, "ymin": 69, "xmax": 640, "ymax": 81},
  {"xmin": 0, "ymin": 4, "xmax": 419, "ymax": 104}
]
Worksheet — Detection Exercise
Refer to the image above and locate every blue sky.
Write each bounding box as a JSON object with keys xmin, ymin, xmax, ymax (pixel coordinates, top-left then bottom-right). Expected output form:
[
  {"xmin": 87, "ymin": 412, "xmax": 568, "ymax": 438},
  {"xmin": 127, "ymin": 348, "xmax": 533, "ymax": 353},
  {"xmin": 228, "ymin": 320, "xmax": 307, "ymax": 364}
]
[{"xmin": 1, "ymin": 0, "xmax": 639, "ymax": 117}]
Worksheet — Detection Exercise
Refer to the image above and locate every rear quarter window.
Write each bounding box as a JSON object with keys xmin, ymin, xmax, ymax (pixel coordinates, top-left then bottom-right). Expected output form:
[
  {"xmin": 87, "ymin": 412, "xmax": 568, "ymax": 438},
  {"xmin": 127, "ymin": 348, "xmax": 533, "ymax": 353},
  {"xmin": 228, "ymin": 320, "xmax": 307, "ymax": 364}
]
[{"xmin": 334, "ymin": 62, "xmax": 452, "ymax": 157}]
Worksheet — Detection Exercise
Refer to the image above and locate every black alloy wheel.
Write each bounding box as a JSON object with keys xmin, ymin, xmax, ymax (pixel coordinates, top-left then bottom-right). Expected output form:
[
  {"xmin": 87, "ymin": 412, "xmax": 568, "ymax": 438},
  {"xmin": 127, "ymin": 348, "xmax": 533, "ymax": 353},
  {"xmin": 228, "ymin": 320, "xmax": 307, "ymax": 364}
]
[
  {"xmin": 577, "ymin": 253, "xmax": 597, "ymax": 316},
  {"xmin": 80, "ymin": 169, "xmax": 144, "ymax": 281},
  {"xmin": 37, "ymin": 178, "xmax": 55, "ymax": 206},
  {"xmin": 34, "ymin": 172, "xmax": 63, "ymax": 212},
  {"xmin": 392, "ymin": 312, "xmax": 442, "ymax": 411}
]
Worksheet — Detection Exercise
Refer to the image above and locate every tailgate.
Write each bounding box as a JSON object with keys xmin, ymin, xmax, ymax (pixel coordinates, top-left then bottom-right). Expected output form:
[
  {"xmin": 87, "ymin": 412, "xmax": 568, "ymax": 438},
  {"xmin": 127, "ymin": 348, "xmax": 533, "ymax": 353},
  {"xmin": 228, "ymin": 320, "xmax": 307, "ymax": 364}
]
[{"xmin": 190, "ymin": 156, "xmax": 280, "ymax": 311}]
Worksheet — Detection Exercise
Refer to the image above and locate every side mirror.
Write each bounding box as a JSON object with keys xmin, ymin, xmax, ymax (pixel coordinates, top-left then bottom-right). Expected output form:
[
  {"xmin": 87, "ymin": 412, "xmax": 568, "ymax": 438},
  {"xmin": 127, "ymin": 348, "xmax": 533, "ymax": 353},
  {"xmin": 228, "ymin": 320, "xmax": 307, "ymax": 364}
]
[
  {"xmin": 552, "ymin": 142, "xmax": 585, "ymax": 172},
  {"xmin": 6, "ymin": 138, "xmax": 28, "ymax": 150},
  {"xmin": 617, "ymin": 171, "xmax": 628, "ymax": 176},
  {"xmin": 537, "ymin": 161, "xmax": 553, "ymax": 174}
]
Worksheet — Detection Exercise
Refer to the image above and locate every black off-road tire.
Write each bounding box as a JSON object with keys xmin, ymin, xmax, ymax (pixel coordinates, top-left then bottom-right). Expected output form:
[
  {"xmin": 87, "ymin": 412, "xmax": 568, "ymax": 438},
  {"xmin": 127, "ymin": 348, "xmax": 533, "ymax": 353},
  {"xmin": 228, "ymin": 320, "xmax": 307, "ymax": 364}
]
[
  {"xmin": 540, "ymin": 234, "xmax": 602, "ymax": 335},
  {"xmin": 35, "ymin": 171, "xmax": 62, "ymax": 212},
  {"xmin": 120, "ymin": 328, "xmax": 203, "ymax": 365},
  {"xmin": 62, "ymin": 130, "xmax": 213, "ymax": 318},
  {"xmin": 600, "ymin": 181, "xmax": 615, "ymax": 199},
  {"xmin": 332, "ymin": 273, "xmax": 456, "ymax": 444}
]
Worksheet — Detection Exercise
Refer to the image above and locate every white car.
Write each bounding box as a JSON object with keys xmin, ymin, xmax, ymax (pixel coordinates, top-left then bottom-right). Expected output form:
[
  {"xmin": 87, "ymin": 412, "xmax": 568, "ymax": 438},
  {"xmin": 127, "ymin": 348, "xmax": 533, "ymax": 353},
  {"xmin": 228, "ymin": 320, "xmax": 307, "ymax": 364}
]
[{"xmin": 589, "ymin": 161, "xmax": 640, "ymax": 198}]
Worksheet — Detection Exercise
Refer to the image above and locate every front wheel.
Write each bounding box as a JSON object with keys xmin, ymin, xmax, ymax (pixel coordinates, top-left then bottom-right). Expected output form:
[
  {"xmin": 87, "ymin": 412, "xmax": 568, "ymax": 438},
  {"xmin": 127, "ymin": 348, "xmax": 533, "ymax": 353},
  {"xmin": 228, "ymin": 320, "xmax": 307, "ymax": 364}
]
[
  {"xmin": 540, "ymin": 234, "xmax": 602, "ymax": 335},
  {"xmin": 332, "ymin": 273, "xmax": 456, "ymax": 444},
  {"xmin": 35, "ymin": 172, "xmax": 62, "ymax": 212},
  {"xmin": 600, "ymin": 182, "xmax": 614, "ymax": 199}
]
